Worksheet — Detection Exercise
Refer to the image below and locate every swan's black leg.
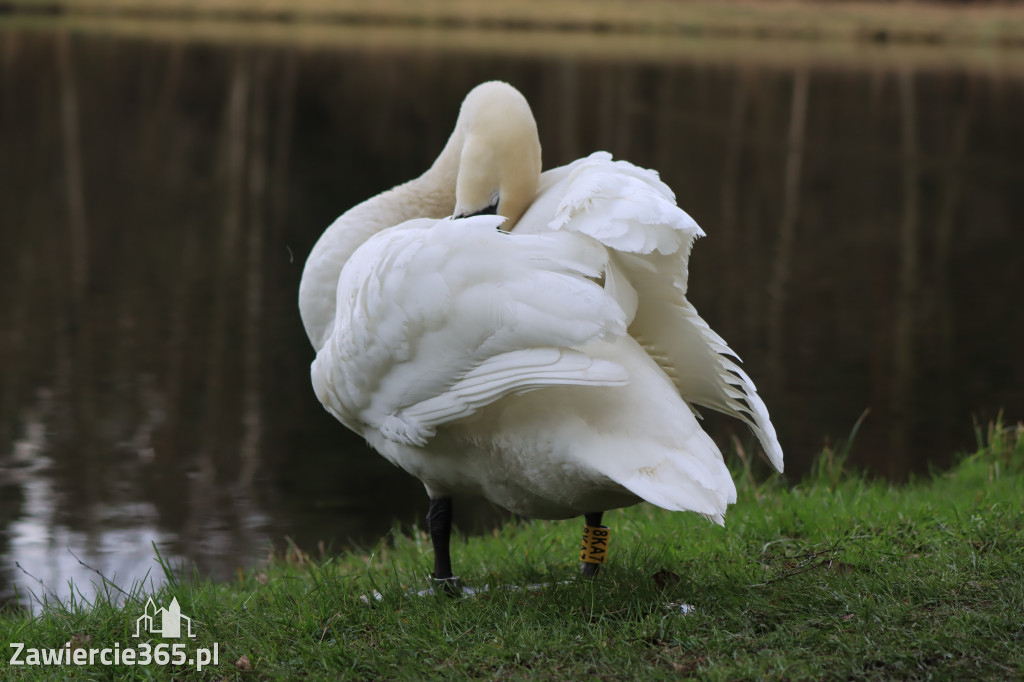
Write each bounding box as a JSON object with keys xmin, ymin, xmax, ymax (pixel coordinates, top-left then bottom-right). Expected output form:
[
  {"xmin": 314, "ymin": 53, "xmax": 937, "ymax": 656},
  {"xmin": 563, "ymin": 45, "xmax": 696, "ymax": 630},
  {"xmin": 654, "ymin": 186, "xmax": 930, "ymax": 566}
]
[
  {"xmin": 580, "ymin": 511, "xmax": 606, "ymax": 578},
  {"xmin": 426, "ymin": 497, "xmax": 460, "ymax": 594}
]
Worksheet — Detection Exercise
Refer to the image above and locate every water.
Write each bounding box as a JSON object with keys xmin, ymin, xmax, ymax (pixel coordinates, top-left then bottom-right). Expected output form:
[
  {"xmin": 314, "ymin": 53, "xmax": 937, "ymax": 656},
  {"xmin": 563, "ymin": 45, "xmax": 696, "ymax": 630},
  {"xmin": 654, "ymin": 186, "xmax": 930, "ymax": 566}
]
[{"xmin": 1, "ymin": 25, "xmax": 1022, "ymax": 610}]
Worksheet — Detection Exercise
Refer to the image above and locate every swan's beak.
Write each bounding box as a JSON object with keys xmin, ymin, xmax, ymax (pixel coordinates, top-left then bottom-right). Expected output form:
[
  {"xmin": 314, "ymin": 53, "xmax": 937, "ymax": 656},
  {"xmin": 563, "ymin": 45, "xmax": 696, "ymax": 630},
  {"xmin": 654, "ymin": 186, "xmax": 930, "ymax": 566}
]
[{"xmin": 453, "ymin": 200, "xmax": 499, "ymax": 220}]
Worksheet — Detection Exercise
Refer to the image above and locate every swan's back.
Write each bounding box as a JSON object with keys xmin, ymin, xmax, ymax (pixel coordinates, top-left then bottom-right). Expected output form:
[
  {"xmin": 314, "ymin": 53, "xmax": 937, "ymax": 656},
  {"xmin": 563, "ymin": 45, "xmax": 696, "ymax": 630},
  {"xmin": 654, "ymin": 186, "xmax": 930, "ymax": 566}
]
[{"xmin": 312, "ymin": 215, "xmax": 629, "ymax": 448}]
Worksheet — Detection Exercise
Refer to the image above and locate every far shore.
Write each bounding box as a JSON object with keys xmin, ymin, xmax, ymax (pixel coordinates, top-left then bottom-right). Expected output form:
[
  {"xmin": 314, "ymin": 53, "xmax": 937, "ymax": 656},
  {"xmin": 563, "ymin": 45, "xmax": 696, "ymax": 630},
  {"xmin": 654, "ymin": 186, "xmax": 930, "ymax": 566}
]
[
  {"xmin": 3, "ymin": 0, "xmax": 1024, "ymax": 47},
  {"xmin": 3, "ymin": 1, "xmax": 1024, "ymax": 74}
]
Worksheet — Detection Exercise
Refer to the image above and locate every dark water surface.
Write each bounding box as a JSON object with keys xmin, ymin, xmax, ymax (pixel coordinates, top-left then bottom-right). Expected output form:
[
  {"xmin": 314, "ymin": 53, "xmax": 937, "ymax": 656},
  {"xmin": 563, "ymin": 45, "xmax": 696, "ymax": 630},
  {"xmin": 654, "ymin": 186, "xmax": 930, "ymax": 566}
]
[{"xmin": 1, "ymin": 26, "xmax": 1022, "ymax": 608}]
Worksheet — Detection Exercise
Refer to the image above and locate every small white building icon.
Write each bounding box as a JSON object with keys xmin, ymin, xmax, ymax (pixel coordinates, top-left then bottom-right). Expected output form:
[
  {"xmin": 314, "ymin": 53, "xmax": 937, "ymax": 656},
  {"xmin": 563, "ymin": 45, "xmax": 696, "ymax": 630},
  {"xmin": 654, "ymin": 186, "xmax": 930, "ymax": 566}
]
[{"xmin": 134, "ymin": 597, "xmax": 195, "ymax": 639}]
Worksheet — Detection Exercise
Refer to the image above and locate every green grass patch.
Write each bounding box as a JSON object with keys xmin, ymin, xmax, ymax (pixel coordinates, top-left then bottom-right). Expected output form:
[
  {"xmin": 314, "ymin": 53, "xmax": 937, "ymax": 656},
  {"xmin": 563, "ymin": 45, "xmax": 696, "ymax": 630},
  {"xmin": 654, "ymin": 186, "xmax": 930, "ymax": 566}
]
[{"xmin": 2, "ymin": 421, "xmax": 1022, "ymax": 680}]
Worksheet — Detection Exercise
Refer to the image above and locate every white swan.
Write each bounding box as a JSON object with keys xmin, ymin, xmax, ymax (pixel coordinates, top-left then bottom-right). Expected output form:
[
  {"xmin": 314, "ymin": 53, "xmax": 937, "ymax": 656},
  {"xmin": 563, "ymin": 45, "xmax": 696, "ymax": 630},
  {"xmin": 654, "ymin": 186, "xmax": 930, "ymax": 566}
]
[{"xmin": 299, "ymin": 81, "xmax": 783, "ymax": 585}]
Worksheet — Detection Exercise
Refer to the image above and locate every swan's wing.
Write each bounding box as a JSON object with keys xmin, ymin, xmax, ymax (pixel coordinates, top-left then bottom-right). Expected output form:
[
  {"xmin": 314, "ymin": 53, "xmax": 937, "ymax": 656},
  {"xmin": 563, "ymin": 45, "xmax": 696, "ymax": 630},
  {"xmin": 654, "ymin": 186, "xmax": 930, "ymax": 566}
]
[
  {"xmin": 522, "ymin": 152, "xmax": 704, "ymax": 261},
  {"xmin": 619, "ymin": 253, "xmax": 784, "ymax": 472},
  {"xmin": 311, "ymin": 216, "xmax": 628, "ymax": 447},
  {"xmin": 521, "ymin": 153, "xmax": 783, "ymax": 472},
  {"xmin": 383, "ymin": 347, "xmax": 625, "ymax": 446}
]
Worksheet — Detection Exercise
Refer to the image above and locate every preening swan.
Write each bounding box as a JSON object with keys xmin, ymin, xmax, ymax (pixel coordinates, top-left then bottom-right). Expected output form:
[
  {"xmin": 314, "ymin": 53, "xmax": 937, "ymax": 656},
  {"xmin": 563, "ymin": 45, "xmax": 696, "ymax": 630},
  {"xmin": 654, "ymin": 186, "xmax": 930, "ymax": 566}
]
[{"xmin": 299, "ymin": 81, "xmax": 783, "ymax": 586}]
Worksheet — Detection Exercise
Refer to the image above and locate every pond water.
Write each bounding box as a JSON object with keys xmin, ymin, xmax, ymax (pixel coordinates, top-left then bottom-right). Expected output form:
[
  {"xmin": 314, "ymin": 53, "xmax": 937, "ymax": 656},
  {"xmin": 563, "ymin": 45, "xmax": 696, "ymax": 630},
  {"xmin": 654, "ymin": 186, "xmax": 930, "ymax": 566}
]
[{"xmin": 1, "ymin": 24, "xmax": 1022, "ymax": 610}]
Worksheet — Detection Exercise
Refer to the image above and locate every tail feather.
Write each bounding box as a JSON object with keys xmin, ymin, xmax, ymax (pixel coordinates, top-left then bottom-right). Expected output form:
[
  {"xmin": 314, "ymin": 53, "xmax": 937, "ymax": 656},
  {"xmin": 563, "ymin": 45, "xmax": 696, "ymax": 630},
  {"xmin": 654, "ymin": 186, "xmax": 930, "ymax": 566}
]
[{"xmin": 589, "ymin": 429, "xmax": 736, "ymax": 525}]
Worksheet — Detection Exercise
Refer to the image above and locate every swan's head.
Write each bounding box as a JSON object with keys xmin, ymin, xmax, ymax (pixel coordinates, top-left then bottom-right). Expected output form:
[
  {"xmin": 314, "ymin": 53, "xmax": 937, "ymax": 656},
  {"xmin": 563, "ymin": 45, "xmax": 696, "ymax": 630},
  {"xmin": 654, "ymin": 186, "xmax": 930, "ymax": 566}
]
[{"xmin": 451, "ymin": 82, "xmax": 542, "ymax": 228}]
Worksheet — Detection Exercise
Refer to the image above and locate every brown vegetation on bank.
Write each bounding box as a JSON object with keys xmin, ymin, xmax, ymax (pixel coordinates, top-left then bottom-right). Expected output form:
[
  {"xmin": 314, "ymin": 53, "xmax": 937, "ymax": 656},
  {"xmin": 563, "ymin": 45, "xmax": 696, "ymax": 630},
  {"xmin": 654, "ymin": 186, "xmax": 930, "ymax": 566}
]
[{"xmin": 3, "ymin": 0, "xmax": 1024, "ymax": 47}]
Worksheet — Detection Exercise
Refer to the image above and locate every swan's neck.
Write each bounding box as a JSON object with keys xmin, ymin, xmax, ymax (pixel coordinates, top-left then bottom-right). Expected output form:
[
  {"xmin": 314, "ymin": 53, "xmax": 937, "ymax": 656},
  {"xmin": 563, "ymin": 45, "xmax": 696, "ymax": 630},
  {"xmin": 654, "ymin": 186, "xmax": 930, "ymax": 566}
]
[{"xmin": 299, "ymin": 128, "xmax": 465, "ymax": 351}]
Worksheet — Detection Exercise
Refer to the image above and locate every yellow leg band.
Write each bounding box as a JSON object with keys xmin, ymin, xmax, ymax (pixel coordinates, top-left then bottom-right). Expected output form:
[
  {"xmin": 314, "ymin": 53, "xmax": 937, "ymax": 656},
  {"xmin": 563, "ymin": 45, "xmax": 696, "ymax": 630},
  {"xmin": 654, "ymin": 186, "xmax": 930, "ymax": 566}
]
[{"xmin": 579, "ymin": 524, "xmax": 610, "ymax": 565}]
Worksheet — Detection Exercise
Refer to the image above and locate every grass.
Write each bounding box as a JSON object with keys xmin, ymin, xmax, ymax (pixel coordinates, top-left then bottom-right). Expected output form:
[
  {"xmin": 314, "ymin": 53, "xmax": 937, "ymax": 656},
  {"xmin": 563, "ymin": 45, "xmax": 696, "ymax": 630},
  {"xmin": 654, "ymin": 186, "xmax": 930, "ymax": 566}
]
[{"xmin": 2, "ymin": 420, "xmax": 1023, "ymax": 680}]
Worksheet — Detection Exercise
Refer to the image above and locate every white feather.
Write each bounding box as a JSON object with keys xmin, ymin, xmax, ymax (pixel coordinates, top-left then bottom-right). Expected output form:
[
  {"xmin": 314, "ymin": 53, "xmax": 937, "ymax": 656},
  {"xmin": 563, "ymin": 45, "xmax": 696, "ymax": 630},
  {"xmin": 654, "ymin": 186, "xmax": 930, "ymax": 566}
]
[
  {"xmin": 312, "ymin": 217, "xmax": 629, "ymax": 450},
  {"xmin": 519, "ymin": 153, "xmax": 783, "ymax": 472}
]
